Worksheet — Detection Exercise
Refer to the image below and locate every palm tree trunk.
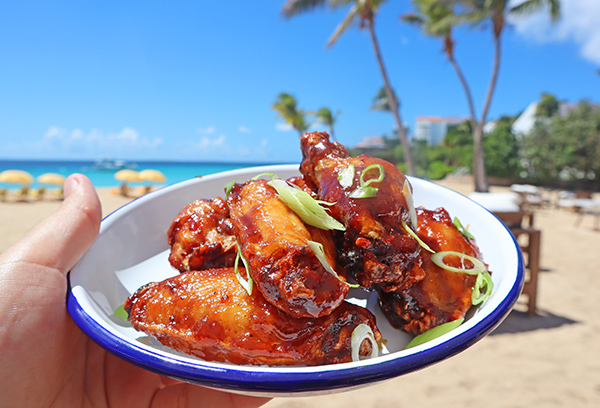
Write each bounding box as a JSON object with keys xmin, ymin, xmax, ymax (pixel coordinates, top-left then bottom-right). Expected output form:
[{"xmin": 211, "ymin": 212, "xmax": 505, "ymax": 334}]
[
  {"xmin": 366, "ymin": 17, "xmax": 416, "ymax": 176},
  {"xmin": 449, "ymin": 56, "xmax": 477, "ymax": 126},
  {"xmin": 473, "ymin": 29, "xmax": 502, "ymax": 193}
]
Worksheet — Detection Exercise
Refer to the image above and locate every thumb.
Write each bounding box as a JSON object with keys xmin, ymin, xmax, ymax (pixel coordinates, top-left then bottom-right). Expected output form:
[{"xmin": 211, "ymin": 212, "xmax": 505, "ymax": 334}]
[{"xmin": 2, "ymin": 173, "xmax": 102, "ymax": 274}]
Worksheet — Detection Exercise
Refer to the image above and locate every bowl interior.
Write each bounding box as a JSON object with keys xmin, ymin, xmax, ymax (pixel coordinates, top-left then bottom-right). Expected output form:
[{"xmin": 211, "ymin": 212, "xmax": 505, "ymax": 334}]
[{"xmin": 68, "ymin": 164, "xmax": 523, "ymax": 396}]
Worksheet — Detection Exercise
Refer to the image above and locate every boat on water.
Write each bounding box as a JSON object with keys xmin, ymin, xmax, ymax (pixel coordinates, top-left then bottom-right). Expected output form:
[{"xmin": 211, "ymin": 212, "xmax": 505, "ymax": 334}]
[{"xmin": 93, "ymin": 159, "xmax": 137, "ymax": 171}]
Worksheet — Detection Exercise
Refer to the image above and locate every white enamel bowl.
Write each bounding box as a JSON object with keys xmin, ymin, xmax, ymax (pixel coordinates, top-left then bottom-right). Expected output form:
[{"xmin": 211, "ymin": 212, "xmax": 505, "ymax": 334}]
[{"xmin": 68, "ymin": 164, "xmax": 524, "ymax": 397}]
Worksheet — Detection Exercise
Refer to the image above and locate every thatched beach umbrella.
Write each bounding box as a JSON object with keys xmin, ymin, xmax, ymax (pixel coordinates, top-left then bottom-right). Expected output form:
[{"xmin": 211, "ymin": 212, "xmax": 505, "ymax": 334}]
[
  {"xmin": 0, "ymin": 169, "xmax": 34, "ymax": 185},
  {"xmin": 37, "ymin": 173, "xmax": 66, "ymax": 186},
  {"xmin": 114, "ymin": 169, "xmax": 140, "ymax": 183},
  {"xmin": 114, "ymin": 169, "xmax": 140, "ymax": 197},
  {"xmin": 138, "ymin": 169, "xmax": 166, "ymax": 183}
]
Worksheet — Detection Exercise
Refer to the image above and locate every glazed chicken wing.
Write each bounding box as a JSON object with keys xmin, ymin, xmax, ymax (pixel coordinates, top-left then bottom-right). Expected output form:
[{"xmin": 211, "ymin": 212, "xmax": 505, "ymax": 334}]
[
  {"xmin": 227, "ymin": 179, "xmax": 349, "ymax": 318},
  {"xmin": 378, "ymin": 207, "xmax": 482, "ymax": 335},
  {"xmin": 125, "ymin": 268, "xmax": 381, "ymax": 366},
  {"xmin": 168, "ymin": 197, "xmax": 236, "ymax": 272},
  {"xmin": 300, "ymin": 131, "xmax": 425, "ymax": 292}
]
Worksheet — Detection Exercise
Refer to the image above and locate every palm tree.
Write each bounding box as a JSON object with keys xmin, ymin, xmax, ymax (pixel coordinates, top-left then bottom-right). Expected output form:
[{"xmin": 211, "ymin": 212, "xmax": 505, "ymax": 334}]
[
  {"xmin": 314, "ymin": 107, "xmax": 340, "ymax": 141},
  {"xmin": 403, "ymin": 0, "xmax": 560, "ymax": 192},
  {"xmin": 282, "ymin": 0, "xmax": 416, "ymax": 176},
  {"xmin": 272, "ymin": 92, "xmax": 311, "ymax": 136},
  {"xmin": 371, "ymin": 85, "xmax": 399, "ymax": 112}
]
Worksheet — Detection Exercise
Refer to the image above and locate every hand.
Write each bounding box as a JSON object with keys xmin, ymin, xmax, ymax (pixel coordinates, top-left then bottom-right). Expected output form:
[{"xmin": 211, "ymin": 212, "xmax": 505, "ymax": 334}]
[{"xmin": 0, "ymin": 174, "xmax": 270, "ymax": 408}]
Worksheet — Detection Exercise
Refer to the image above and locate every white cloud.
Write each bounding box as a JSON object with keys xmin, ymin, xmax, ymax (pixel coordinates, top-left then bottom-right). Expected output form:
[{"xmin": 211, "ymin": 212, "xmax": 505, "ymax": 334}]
[
  {"xmin": 33, "ymin": 126, "xmax": 163, "ymax": 157},
  {"xmin": 196, "ymin": 125, "xmax": 216, "ymax": 134},
  {"xmin": 509, "ymin": 0, "xmax": 600, "ymax": 64},
  {"xmin": 238, "ymin": 125, "xmax": 251, "ymax": 133},
  {"xmin": 197, "ymin": 134, "xmax": 226, "ymax": 149},
  {"xmin": 275, "ymin": 122, "xmax": 294, "ymax": 132}
]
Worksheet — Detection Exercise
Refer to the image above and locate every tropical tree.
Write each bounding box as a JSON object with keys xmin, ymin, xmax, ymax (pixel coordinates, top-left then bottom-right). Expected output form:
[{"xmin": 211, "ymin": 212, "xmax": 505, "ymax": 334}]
[
  {"xmin": 536, "ymin": 92, "xmax": 560, "ymax": 118},
  {"xmin": 520, "ymin": 100, "xmax": 600, "ymax": 188},
  {"xmin": 271, "ymin": 92, "xmax": 311, "ymax": 136},
  {"xmin": 282, "ymin": 0, "xmax": 416, "ymax": 176},
  {"xmin": 403, "ymin": 0, "xmax": 560, "ymax": 191},
  {"xmin": 315, "ymin": 107, "xmax": 340, "ymax": 140},
  {"xmin": 370, "ymin": 86, "xmax": 399, "ymax": 112}
]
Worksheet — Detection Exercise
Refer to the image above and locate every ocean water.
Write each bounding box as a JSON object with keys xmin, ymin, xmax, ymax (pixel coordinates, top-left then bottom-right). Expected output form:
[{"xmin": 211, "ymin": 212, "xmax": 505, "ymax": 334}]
[{"xmin": 0, "ymin": 159, "xmax": 282, "ymax": 189}]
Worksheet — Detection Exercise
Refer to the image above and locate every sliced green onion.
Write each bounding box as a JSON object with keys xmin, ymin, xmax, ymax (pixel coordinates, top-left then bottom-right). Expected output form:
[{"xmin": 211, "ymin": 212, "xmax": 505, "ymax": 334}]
[
  {"xmin": 349, "ymin": 164, "xmax": 385, "ymax": 199},
  {"xmin": 404, "ymin": 318, "xmax": 464, "ymax": 349},
  {"xmin": 402, "ymin": 220, "xmax": 435, "ymax": 254},
  {"xmin": 472, "ymin": 271, "xmax": 493, "ymax": 305},
  {"xmin": 337, "ymin": 165, "xmax": 355, "ymax": 189},
  {"xmin": 349, "ymin": 185, "xmax": 378, "ymax": 199},
  {"xmin": 234, "ymin": 242, "xmax": 253, "ymax": 296},
  {"xmin": 268, "ymin": 179, "xmax": 345, "ymax": 231},
  {"xmin": 359, "ymin": 164, "xmax": 385, "ymax": 187},
  {"xmin": 250, "ymin": 172, "xmax": 279, "ymax": 181},
  {"xmin": 431, "ymin": 251, "xmax": 487, "ymax": 275},
  {"xmin": 402, "ymin": 179, "xmax": 418, "ymax": 228},
  {"xmin": 224, "ymin": 179, "xmax": 236, "ymax": 199},
  {"xmin": 307, "ymin": 240, "xmax": 359, "ymax": 288},
  {"xmin": 453, "ymin": 216, "xmax": 474, "ymax": 239},
  {"xmin": 351, "ymin": 323, "xmax": 379, "ymax": 362},
  {"xmin": 113, "ymin": 304, "xmax": 128, "ymax": 319}
]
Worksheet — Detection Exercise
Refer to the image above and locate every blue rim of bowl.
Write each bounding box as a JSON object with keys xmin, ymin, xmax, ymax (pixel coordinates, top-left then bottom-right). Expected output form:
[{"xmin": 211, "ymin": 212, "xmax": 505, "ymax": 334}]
[{"xmin": 67, "ymin": 172, "xmax": 525, "ymax": 395}]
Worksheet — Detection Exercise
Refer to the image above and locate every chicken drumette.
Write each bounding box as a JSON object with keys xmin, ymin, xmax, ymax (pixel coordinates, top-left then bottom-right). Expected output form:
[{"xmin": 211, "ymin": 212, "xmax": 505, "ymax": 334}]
[
  {"xmin": 125, "ymin": 267, "xmax": 381, "ymax": 366},
  {"xmin": 168, "ymin": 197, "xmax": 237, "ymax": 272},
  {"xmin": 378, "ymin": 207, "xmax": 482, "ymax": 335},
  {"xmin": 227, "ymin": 178, "xmax": 349, "ymax": 318},
  {"xmin": 300, "ymin": 131, "xmax": 425, "ymax": 292}
]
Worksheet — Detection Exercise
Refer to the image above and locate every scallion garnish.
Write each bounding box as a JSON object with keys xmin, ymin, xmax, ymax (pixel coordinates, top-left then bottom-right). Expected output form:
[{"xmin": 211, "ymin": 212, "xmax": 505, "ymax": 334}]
[
  {"xmin": 307, "ymin": 240, "xmax": 359, "ymax": 288},
  {"xmin": 351, "ymin": 323, "xmax": 379, "ymax": 362},
  {"xmin": 349, "ymin": 164, "xmax": 385, "ymax": 199},
  {"xmin": 268, "ymin": 179, "xmax": 345, "ymax": 231},
  {"xmin": 337, "ymin": 165, "xmax": 355, "ymax": 189},
  {"xmin": 453, "ymin": 217, "xmax": 474, "ymax": 239},
  {"xmin": 404, "ymin": 318, "xmax": 464, "ymax": 349},
  {"xmin": 431, "ymin": 251, "xmax": 487, "ymax": 275},
  {"xmin": 224, "ymin": 179, "xmax": 236, "ymax": 199},
  {"xmin": 349, "ymin": 185, "xmax": 378, "ymax": 199},
  {"xmin": 234, "ymin": 242, "xmax": 253, "ymax": 296},
  {"xmin": 250, "ymin": 172, "xmax": 279, "ymax": 181},
  {"xmin": 472, "ymin": 271, "xmax": 493, "ymax": 305},
  {"xmin": 113, "ymin": 304, "xmax": 128, "ymax": 320},
  {"xmin": 402, "ymin": 220, "xmax": 435, "ymax": 254},
  {"xmin": 360, "ymin": 164, "xmax": 385, "ymax": 186},
  {"xmin": 402, "ymin": 180, "xmax": 418, "ymax": 228}
]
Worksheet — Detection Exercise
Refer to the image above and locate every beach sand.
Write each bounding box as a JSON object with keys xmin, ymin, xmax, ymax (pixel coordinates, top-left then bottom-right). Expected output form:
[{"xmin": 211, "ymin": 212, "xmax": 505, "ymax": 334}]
[{"xmin": 1, "ymin": 178, "xmax": 599, "ymax": 407}]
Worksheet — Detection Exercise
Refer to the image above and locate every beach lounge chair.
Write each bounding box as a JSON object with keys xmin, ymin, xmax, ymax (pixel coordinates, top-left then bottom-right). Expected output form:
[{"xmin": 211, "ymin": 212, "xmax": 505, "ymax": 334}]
[
  {"xmin": 13, "ymin": 186, "xmax": 31, "ymax": 202},
  {"xmin": 30, "ymin": 187, "xmax": 46, "ymax": 200},
  {"xmin": 0, "ymin": 188, "xmax": 7, "ymax": 202}
]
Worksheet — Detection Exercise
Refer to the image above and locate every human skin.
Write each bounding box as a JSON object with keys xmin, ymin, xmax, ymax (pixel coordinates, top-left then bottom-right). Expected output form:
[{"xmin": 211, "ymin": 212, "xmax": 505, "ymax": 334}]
[{"xmin": 0, "ymin": 174, "xmax": 269, "ymax": 408}]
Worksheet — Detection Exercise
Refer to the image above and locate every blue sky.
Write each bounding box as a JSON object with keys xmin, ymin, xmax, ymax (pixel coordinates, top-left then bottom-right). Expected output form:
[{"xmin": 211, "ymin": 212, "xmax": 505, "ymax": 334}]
[{"xmin": 1, "ymin": 0, "xmax": 599, "ymax": 164}]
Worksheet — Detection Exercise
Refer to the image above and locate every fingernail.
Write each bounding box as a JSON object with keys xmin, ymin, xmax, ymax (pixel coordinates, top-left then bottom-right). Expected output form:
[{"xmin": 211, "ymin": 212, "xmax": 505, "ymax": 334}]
[{"xmin": 63, "ymin": 174, "xmax": 81, "ymax": 198}]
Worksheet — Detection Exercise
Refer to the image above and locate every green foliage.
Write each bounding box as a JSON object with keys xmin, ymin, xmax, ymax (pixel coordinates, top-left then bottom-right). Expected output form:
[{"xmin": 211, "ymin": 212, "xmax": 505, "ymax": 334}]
[
  {"xmin": 536, "ymin": 93, "xmax": 560, "ymax": 118},
  {"xmin": 520, "ymin": 101, "xmax": 600, "ymax": 188},
  {"xmin": 483, "ymin": 116, "xmax": 521, "ymax": 179}
]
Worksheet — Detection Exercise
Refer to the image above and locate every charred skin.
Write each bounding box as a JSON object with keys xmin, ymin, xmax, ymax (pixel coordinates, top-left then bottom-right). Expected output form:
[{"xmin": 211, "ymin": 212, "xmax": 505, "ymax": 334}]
[
  {"xmin": 124, "ymin": 268, "xmax": 381, "ymax": 366},
  {"xmin": 168, "ymin": 197, "xmax": 237, "ymax": 272},
  {"xmin": 300, "ymin": 131, "xmax": 425, "ymax": 292},
  {"xmin": 378, "ymin": 207, "xmax": 482, "ymax": 335},
  {"xmin": 227, "ymin": 179, "xmax": 349, "ymax": 318}
]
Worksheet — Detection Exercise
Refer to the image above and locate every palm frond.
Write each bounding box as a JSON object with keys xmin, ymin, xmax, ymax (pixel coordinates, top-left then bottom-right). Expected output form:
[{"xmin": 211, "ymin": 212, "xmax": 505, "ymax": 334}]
[
  {"xmin": 327, "ymin": 3, "xmax": 359, "ymax": 47},
  {"xmin": 401, "ymin": 13, "xmax": 425, "ymax": 26},
  {"xmin": 510, "ymin": 0, "xmax": 560, "ymax": 22},
  {"xmin": 282, "ymin": 0, "xmax": 329, "ymax": 18}
]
